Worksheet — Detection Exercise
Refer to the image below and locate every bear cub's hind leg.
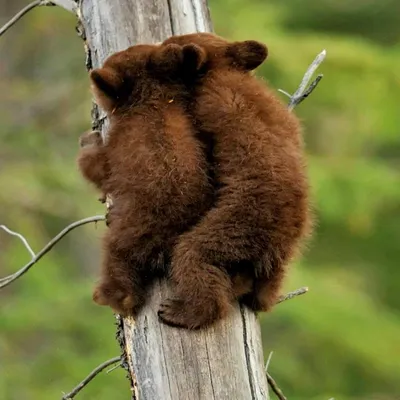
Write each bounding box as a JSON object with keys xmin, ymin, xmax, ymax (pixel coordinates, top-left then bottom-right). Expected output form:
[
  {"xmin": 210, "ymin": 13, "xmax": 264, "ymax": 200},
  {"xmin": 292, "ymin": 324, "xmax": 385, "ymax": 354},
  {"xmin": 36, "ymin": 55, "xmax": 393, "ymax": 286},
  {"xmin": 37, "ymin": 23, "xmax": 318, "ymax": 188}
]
[
  {"xmin": 158, "ymin": 246, "xmax": 234, "ymax": 329},
  {"xmin": 93, "ymin": 231, "xmax": 147, "ymax": 317}
]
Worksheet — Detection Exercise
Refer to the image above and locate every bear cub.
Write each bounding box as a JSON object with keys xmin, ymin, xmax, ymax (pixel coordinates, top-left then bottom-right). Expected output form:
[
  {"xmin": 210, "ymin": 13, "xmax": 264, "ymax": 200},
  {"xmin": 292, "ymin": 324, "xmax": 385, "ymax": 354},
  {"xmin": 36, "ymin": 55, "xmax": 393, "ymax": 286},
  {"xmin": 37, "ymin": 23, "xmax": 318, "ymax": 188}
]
[
  {"xmin": 77, "ymin": 43, "xmax": 213, "ymax": 316},
  {"xmin": 156, "ymin": 33, "xmax": 312, "ymax": 329}
]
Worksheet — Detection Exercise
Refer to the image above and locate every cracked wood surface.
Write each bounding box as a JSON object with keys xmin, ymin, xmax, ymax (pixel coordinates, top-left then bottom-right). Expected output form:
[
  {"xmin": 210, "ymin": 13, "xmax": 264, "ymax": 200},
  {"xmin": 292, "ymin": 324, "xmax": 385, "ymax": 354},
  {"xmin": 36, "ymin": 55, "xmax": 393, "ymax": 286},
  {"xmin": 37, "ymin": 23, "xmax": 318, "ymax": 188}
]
[
  {"xmin": 79, "ymin": 0, "xmax": 269, "ymax": 398},
  {"xmin": 123, "ymin": 281, "xmax": 268, "ymax": 399}
]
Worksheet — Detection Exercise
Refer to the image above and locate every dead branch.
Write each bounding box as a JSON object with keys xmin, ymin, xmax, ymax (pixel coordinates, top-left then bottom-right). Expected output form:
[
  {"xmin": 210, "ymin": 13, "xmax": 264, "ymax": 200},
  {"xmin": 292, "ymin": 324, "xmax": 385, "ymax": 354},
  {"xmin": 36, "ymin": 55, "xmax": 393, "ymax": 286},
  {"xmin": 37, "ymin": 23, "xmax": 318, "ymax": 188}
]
[
  {"xmin": 277, "ymin": 286, "xmax": 308, "ymax": 304},
  {"xmin": 0, "ymin": 215, "xmax": 105, "ymax": 289},
  {"xmin": 265, "ymin": 352, "xmax": 288, "ymax": 400},
  {"xmin": 0, "ymin": 0, "xmax": 76, "ymax": 37},
  {"xmin": 61, "ymin": 356, "xmax": 122, "ymax": 400},
  {"xmin": 279, "ymin": 49, "xmax": 326, "ymax": 110}
]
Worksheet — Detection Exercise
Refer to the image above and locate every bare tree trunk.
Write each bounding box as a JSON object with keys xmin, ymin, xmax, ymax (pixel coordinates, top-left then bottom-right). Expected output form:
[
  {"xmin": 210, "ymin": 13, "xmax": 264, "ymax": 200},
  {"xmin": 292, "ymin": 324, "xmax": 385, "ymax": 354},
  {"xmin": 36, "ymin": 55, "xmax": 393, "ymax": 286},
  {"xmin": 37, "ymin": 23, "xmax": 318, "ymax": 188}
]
[{"xmin": 77, "ymin": 0, "xmax": 269, "ymax": 399}]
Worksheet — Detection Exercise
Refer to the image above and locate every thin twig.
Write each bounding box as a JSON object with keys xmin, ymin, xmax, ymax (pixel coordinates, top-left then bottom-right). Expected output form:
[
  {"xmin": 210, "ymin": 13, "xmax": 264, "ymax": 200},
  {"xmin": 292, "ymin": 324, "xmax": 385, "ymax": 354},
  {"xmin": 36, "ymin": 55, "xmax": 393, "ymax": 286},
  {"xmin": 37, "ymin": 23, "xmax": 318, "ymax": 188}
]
[
  {"xmin": 0, "ymin": 215, "xmax": 105, "ymax": 288},
  {"xmin": 265, "ymin": 351, "xmax": 274, "ymax": 371},
  {"xmin": 106, "ymin": 361, "xmax": 123, "ymax": 374},
  {"xmin": 0, "ymin": 1, "xmax": 49, "ymax": 37},
  {"xmin": 299, "ymin": 74, "xmax": 323, "ymax": 101},
  {"xmin": 61, "ymin": 356, "xmax": 122, "ymax": 400},
  {"xmin": 0, "ymin": 225, "xmax": 35, "ymax": 258},
  {"xmin": 266, "ymin": 372, "xmax": 288, "ymax": 400},
  {"xmin": 265, "ymin": 352, "xmax": 287, "ymax": 400},
  {"xmin": 0, "ymin": 0, "xmax": 76, "ymax": 37},
  {"xmin": 278, "ymin": 49, "xmax": 326, "ymax": 110},
  {"xmin": 277, "ymin": 286, "xmax": 308, "ymax": 304}
]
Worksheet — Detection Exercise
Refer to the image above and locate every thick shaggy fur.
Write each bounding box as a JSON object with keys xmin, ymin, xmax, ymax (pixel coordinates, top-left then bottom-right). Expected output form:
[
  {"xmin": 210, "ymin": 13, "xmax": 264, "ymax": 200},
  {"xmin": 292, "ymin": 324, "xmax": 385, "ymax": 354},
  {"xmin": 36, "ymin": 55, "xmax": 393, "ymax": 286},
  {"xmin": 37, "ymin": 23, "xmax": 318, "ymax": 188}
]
[
  {"xmin": 77, "ymin": 44, "xmax": 213, "ymax": 316},
  {"xmin": 156, "ymin": 33, "xmax": 312, "ymax": 329}
]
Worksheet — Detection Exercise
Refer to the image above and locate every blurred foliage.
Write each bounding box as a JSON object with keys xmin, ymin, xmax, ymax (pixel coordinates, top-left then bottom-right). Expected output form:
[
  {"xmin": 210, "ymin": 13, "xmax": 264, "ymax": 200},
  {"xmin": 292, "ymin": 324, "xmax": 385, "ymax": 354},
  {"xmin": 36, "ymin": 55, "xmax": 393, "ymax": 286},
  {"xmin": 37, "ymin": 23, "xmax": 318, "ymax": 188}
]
[
  {"xmin": 0, "ymin": 0, "xmax": 399, "ymax": 399},
  {"xmin": 276, "ymin": 0, "xmax": 400, "ymax": 46}
]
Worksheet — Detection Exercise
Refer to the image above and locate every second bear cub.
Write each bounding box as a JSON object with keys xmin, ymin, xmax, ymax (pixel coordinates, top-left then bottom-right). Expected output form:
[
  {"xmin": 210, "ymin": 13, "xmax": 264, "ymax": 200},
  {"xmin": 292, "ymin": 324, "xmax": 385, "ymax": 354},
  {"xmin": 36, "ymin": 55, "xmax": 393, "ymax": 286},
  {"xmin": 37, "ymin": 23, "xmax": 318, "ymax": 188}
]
[{"xmin": 157, "ymin": 33, "xmax": 312, "ymax": 329}]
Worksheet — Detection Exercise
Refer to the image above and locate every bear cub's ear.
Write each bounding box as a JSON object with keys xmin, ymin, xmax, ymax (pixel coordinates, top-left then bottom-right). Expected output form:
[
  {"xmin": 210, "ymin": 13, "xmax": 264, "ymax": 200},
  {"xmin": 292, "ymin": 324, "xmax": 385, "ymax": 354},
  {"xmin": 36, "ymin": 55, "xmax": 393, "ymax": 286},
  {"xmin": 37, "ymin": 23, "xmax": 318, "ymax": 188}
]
[
  {"xmin": 226, "ymin": 40, "xmax": 268, "ymax": 71},
  {"xmin": 181, "ymin": 44, "xmax": 207, "ymax": 73},
  {"xmin": 149, "ymin": 43, "xmax": 207, "ymax": 78},
  {"xmin": 90, "ymin": 67, "xmax": 124, "ymax": 112}
]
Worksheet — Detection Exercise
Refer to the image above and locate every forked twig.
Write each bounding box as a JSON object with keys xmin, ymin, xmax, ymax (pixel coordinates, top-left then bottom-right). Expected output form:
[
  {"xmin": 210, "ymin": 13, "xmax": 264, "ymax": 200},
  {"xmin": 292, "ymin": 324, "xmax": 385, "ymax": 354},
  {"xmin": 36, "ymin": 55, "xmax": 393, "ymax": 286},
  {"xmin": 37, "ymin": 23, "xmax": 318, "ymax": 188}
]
[
  {"xmin": 61, "ymin": 356, "xmax": 122, "ymax": 400},
  {"xmin": 0, "ymin": 0, "xmax": 76, "ymax": 37},
  {"xmin": 279, "ymin": 49, "xmax": 326, "ymax": 110},
  {"xmin": 0, "ymin": 215, "xmax": 105, "ymax": 289}
]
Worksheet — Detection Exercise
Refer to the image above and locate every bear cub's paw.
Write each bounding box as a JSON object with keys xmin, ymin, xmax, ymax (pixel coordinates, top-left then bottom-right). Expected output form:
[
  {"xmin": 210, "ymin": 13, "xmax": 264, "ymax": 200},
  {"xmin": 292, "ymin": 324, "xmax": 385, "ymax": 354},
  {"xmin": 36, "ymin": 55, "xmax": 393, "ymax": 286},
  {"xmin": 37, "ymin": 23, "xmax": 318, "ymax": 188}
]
[
  {"xmin": 93, "ymin": 281, "xmax": 141, "ymax": 317},
  {"xmin": 158, "ymin": 296, "xmax": 224, "ymax": 330},
  {"xmin": 79, "ymin": 130, "xmax": 103, "ymax": 148}
]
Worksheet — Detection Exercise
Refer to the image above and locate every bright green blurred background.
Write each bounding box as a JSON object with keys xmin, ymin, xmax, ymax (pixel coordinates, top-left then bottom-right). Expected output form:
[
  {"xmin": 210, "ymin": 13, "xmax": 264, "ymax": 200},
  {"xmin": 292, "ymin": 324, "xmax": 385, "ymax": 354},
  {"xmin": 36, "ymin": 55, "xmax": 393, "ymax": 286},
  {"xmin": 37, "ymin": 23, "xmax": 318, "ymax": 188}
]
[{"xmin": 1, "ymin": 1, "xmax": 399, "ymax": 399}]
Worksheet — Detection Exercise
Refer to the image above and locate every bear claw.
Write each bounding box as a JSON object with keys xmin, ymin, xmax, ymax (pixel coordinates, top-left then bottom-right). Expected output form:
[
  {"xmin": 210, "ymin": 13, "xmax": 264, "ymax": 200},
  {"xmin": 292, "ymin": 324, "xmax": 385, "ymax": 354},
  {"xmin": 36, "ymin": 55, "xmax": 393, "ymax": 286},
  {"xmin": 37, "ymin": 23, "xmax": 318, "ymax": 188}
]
[{"xmin": 158, "ymin": 298, "xmax": 197, "ymax": 329}]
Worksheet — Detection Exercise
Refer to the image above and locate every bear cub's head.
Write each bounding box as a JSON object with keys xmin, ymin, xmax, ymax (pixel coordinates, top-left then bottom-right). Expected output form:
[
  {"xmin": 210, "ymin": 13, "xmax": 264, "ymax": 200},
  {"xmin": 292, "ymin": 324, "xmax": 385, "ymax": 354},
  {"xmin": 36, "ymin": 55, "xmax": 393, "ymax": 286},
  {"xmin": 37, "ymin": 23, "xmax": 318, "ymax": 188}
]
[
  {"xmin": 162, "ymin": 33, "xmax": 268, "ymax": 73},
  {"xmin": 90, "ymin": 43, "xmax": 208, "ymax": 114}
]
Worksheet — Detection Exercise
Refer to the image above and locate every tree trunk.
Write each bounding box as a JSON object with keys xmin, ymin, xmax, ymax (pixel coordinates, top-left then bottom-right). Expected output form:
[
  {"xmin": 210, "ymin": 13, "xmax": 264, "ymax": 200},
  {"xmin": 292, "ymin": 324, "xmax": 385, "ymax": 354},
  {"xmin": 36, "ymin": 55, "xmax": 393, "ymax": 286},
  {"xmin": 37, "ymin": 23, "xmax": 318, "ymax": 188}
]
[{"xmin": 77, "ymin": 0, "xmax": 269, "ymax": 399}]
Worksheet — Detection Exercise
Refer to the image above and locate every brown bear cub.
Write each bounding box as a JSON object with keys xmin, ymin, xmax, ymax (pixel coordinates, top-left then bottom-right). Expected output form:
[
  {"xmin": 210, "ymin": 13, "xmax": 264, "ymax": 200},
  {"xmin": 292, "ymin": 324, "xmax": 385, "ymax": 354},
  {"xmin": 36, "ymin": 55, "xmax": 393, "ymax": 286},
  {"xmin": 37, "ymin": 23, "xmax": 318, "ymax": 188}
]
[
  {"xmin": 157, "ymin": 33, "xmax": 312, "ymax": 329},
  {"xmin": 77, "ymin": 44, "xmax": 214, "ymax": 316}
]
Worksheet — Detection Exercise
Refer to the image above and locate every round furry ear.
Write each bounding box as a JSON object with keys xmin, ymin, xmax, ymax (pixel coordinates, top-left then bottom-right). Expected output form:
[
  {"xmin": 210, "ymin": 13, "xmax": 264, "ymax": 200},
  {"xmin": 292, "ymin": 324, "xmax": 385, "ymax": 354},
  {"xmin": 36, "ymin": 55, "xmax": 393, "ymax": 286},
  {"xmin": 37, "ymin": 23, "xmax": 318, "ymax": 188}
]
[
  {"xmin": 181, "ymin": 44, "xmax": 207, "ymax": 72},
  {"xmin": 149, "ymin": 43, "xmax": 207, "ymax": 78},
  {"xmin": 148, "ymin": 44, "xmax": 183, "ymax": 74},
  {"xmin": 90, "ymin": 67, "xmax": 123, "ymax": 99},
  {"xmin": 226, "ymin": 40, "xmax": 268, "ymax": 71},
  {"xmin": 90, "ymin": 67, "xmax": 123, "ymax": 112}
]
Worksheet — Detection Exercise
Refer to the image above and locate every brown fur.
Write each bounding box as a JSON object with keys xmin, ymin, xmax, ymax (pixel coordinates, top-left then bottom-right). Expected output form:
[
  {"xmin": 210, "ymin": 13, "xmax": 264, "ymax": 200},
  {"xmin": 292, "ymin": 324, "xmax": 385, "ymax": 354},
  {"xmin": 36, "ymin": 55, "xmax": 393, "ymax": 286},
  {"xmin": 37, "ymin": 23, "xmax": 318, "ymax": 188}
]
[
  {"xmin": 156, "ymin": 33, "xmax": 312, "ymax": 329},
  {"xmin": 77, "ymin": 44, "xmax": 213, "ymax": 316}
]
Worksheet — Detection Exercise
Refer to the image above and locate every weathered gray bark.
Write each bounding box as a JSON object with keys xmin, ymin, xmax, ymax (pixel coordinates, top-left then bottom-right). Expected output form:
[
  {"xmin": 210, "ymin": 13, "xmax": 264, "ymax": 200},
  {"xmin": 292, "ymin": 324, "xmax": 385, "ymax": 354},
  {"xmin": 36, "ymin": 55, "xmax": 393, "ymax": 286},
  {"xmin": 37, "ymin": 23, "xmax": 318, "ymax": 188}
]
[{"xmin": 78, "ymin": 0, "xmax": 269, "ymax": 399}]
